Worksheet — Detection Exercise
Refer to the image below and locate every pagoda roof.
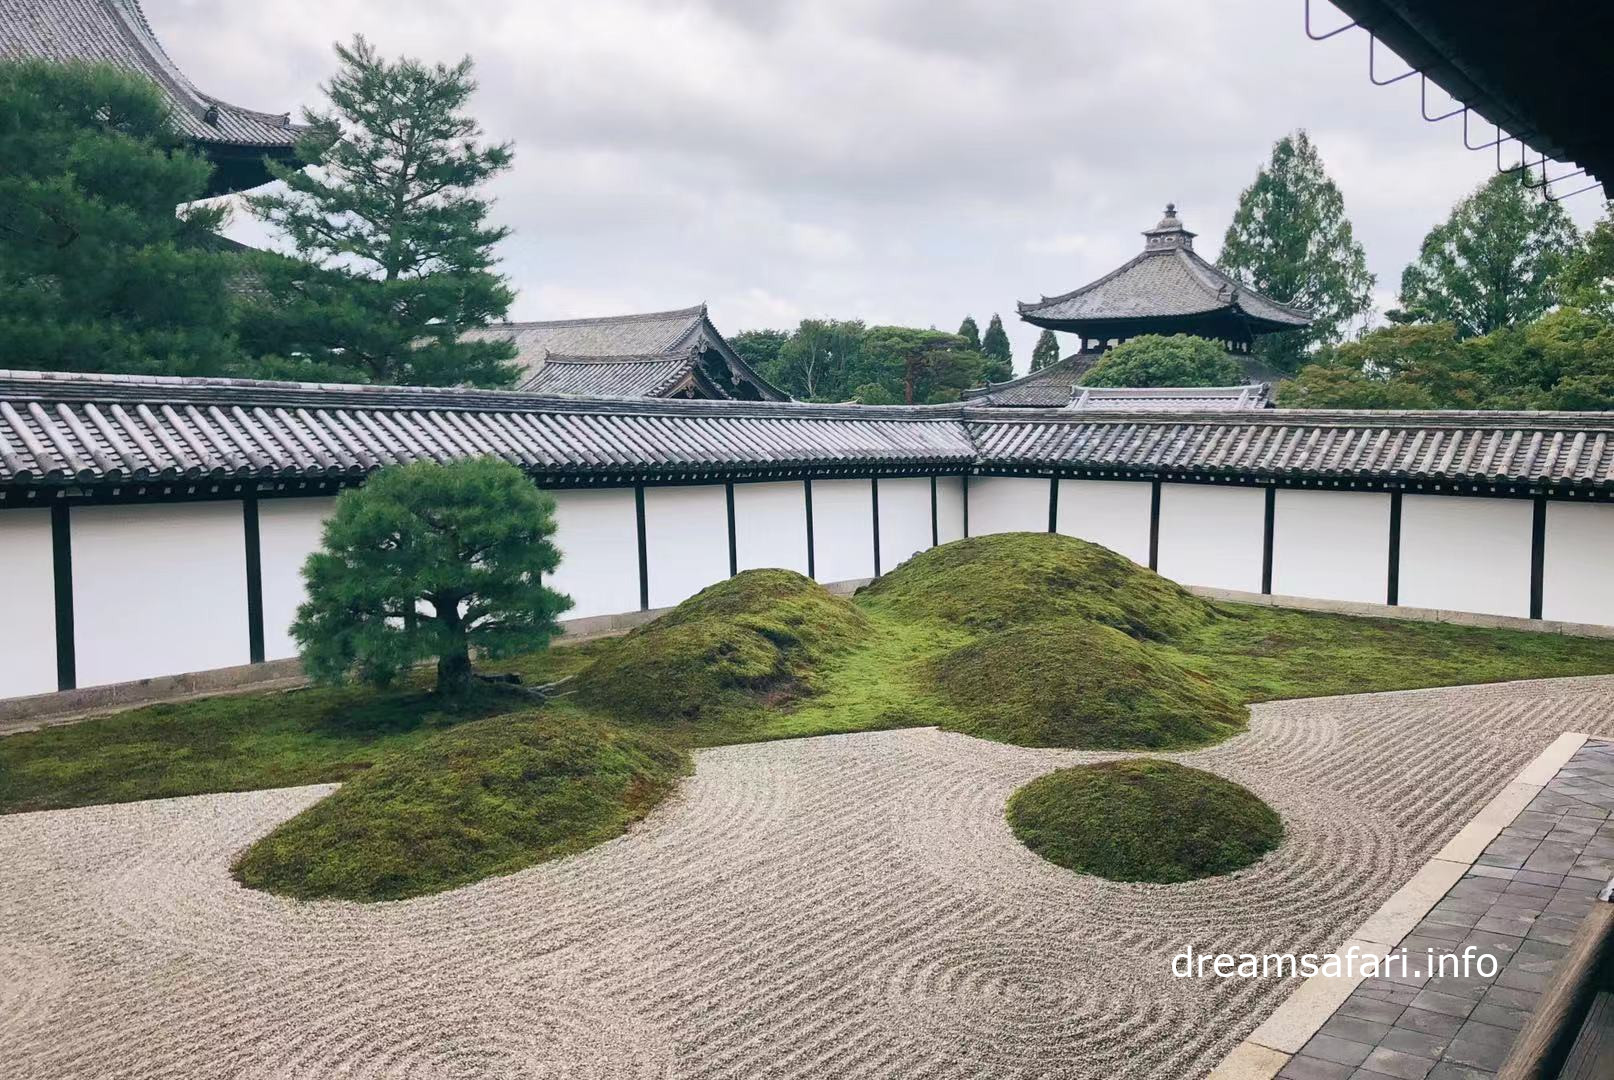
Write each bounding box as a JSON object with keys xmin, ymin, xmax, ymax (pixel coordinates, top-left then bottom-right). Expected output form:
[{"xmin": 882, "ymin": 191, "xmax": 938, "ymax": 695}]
[
  {"xmin": 0, "ymin": 0, "xmax": 301, "ymax": 190},
  {"xmin": 522, "ymin": 351, "xmax": 729, "ymax": 399},
  {"xmin": 462, "ymin": 305, "xmax": 787, "ymax": 401},
  {"xmin": 1017, "ymin": 206, "xmax": 1313, "ymax": 338}
]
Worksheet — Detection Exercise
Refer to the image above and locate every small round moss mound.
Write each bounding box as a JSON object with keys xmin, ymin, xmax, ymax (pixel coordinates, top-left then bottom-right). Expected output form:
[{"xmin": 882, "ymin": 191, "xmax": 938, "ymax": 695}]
[
  {"xmin": 233, "ymin": 711, "xmax": 687, "ymax": 902},
  {"xmin": 859, "ymin": 533, "xmax": 1212, "ymax": 640},
  {"xmin": 570, "ymin": 569, "xmax": 870, "ymax": 723},
  {"xmin": 935, "ymin": 622, "xmax": 1246, "ymax": 750},
  {"xmin": 1008, "ymin": 760, "xmax": 1283, "ymax": 883}
]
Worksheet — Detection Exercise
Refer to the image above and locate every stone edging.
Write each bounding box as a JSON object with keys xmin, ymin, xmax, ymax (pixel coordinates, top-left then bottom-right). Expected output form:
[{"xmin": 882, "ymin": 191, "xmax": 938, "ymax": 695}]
[
  {"xmin": 1205, "ymin": 731, "xmax": 1592, "ymax": 1080},
  {"xmin": 1188, "ymin": 587, "xmax": 1614, "ymax": 640}
]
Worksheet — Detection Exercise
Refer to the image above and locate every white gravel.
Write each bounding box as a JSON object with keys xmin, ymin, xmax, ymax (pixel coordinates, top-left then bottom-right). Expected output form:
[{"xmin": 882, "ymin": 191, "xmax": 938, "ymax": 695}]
[{"xmin": 4, "ymin": 675, "xmax": 1614, "ymax": 1079}]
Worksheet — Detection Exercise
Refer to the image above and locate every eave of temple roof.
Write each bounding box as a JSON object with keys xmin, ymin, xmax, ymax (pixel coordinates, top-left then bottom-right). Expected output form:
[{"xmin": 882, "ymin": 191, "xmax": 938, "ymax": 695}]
[{"xmin": 0, "ymin": 0, "xmax": 300, "ymax": 150}]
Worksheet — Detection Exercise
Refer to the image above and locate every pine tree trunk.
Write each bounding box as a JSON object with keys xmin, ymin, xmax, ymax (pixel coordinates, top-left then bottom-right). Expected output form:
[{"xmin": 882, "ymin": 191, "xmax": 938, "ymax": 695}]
[{"xmin": 437, "ymin": 643, "xmax": 473, "ymax": 697}]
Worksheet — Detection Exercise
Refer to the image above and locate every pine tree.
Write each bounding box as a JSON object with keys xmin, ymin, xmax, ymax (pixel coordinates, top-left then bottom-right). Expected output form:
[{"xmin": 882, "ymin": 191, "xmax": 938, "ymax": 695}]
[
  {"xmin": 243, "ymin": 36, "xmax": 518, "ymax": 386},
  {"xmin": 1031, "ymin": 330, "xmax": 1061, "ymax": 372},
  {"xmin": 0, "ymin": 60, "xmax": 243, "ymax": 375},
  {"xmin": 981, "ymin": 313, "xmax": 1013, "ymax": 381},
  {"xmin": 1396, "ymin": 172, "xmax": 1581, "ymax": 338},
  {"xmin": 1218, "ymin": 130, "xmax": 1375, "ymax": 373},
  {"xmin": 956, "ymin": 315, "xmax": 981, "ymax": 351}
]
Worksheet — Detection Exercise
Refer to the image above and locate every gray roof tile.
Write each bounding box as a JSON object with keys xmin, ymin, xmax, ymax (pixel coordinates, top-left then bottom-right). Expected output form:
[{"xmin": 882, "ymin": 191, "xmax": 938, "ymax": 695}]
[{"xmin": 0, "ymin": 0, "xmax": 299, "ymax": 148}]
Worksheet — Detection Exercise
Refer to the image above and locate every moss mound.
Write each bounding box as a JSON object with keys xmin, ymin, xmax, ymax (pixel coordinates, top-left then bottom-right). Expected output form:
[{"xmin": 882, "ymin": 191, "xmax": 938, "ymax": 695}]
[
  {"xmin": 570, "ymin": 569, "xmax": 870, "ymax": 723},
  {"xmin": 860, "ymin": 533, "xmax": 1212, "ymax": 640},
  {"xmin": 233, "ymin": 711, "xmax": 687, "ymax": 902},
  {"xmin": 935, "ymin": 622, "xmax": 1246, "ymax": 750},
  {"xmin": 1007, "ymin": 760, "xmax": 1283, "ymax": 883}
]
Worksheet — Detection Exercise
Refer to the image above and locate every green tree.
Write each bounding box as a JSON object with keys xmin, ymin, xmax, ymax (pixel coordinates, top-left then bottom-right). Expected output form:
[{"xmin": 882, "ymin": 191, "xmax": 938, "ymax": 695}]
[
  {"xmin": 768, "ymin": 318, "xmax": 866, "ymax": 400},
  {"xmin": 1080, "ymin": 334, "xmax": 1243, "ymax": 388},
  {"xmin": 1395, "ymin": 171, "xmax": 1579, "ymax": 338},
  {"xmin": 243, "ymin": 36, "xmax": 518, "ymax": 387},
  {"xmin": 1031, "ymin": 329, "xmax": 1061, "ymax": 372},
  {"xmin": 981, "ymin": 313, "xmax": 1013, "ymax": 381},
  {"xmin": 730, "ymin": 329, "xmax": 790, "ymax": 374},
  {"xmin": 851, "ymin": 382, "xmax": 899, "ymax": 405},
  {"xmin": 0, "ymin": 60, "xmax": 243, "ymax": 375},
  {"xmin": 295, "ymin": 458, "xmax": 571, "ymax": 697},
  {"xmin": 1557, "ymin": 205, "xmax": 1614, "ymax": 321},
  {"xmin": 1218, "ymin": 130, "xmax": 1375, "ymax": 372},
  {"xmin": 861, "ymin": 326, "xmax": 983, "ymax": 404},
  {"xmin": 956, "ymin": 315, "xmax": 981, "ymax": 351}
]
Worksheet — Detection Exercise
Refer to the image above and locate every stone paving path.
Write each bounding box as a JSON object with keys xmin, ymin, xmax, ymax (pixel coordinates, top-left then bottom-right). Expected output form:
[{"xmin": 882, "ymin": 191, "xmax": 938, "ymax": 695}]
[
  {"xmin": 1284, "ymin": 739, "xmax": 1614, "ymax": 1080},
  {"xmin": 4, "ymin": 677, "xmax": 1614, "ymax": 1079}
]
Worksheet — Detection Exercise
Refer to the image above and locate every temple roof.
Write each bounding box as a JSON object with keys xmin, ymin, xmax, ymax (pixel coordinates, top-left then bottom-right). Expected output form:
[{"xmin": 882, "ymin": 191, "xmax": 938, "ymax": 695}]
[
  {"xmin": 5, "ymin": 368, "xmax": 1614, "ymax": 496},
  {"xmin": 0, "ymin": 0, "xmax": 301, "ymax": 190},
  {"xmin": 1018, "ymin": 206, "xmax": 1313, "ymax": 339},
  {"xmin": 960, "ymin": 355, "xmax": 1099, "ymax": 407},
  {"xmin": 524, "ymin": 351, "xmax": 726, "ymax": 399},
  {"xmin": 0, "ymin": 0, "xmax": 300, "ymax": 147},
  {"xmin": 463, "ymin": 305, "xmax": 787, "ymax": 401}
]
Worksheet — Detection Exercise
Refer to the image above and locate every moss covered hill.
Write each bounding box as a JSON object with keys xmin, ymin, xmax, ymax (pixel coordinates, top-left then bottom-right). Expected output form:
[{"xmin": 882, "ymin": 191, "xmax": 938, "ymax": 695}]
[
  {"xmin": 861, "ymin": 533, "xmax": 1244, "ymax": 750},
  {"xmin": 859, "ymin": 533, "xmax": 1213, "ymax": 640},
  {"xmin": 569, "ymin": 569, "xmax": 870, "ymax": 727},
  {"xmin": 1008, "ymin": 760, "xmax": 1284, "ymax": 883}
]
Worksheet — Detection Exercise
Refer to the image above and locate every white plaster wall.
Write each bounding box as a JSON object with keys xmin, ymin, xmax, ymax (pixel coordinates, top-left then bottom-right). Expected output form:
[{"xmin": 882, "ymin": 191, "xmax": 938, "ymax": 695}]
[
  {"xmin": 877, "ymin": 477, "xmax": 934, "ymax": 572},
  {"xmin": 1542, "ymin": 501, "xmax": 1614, "ymax": 625},
  {"xmin": 1271, "ymin": 490, "xmax": 1391, "ymax": 605},
  {"xmin": 1400, "ymin": 494, "xmax": 1532, "ymax": 618},
  {"xmin": 0, "ymin": 510, "xmax": 58, "ymax": 697},
  {"xmin": 546, "ymin": 488, "xmax": 641, "ymax": 620},
  {"xmin": 810, "ymin": 479, "xmax": 875, "ymax": 583},
  {"xmin": 733, "ymin": 481, "xmax": 810, "ymax": 576},
  {"xmin": 1156, "ymin": 484, "xmax": 1265, "ymax": 593},
  {"xmin": 936, "ymin": 476, "xmax": 965, "ymax": 543},
  {"xmin": 72, "ymin": 502, "xmax": 250, "ymax": 688},
  {"xmin": 967, "ymin": 476, "xmax": 1049, "ymax": 536},
  {"xmin": 257, "ymin": 496, "xmax": 337, "ymax": 661},
  {"xmin": 643, "ymin": 484, "xmax": 731, "ymax": 610},
  {"xmin": 1055, "ymin": 479, "xmax": 1152, "ymax": 565}
]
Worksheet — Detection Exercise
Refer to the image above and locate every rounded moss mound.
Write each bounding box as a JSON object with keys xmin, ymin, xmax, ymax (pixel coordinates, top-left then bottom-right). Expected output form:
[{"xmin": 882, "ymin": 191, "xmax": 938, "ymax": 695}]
[
  {"xmin": 935, "ymin": 622, "xmax": 1246, "ymax": 750},
  {"xmin": 859, "ymin": 533, "xmax": 1212, "ymax": 640},
  {"xmin": 233, "ymin": 711, "xmax": 687, "ymax": 902},
  {"xmin": 569, "ymin": 569, "xmax": 870, "ymax": 724},
  {"xmin": 1008, "ymin": 760, "xmax": 1283, "ymax": 883}
]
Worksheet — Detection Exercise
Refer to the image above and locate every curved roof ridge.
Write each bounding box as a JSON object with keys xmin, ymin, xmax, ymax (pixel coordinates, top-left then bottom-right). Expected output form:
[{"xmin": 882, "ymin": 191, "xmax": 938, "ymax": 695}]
[
  {"xmin": 1176, "ymin": 247, "xmax": 1313, "ymax": 324},
  {"xmin": 1017, "ymin": 249, "xmax": 1159, "ymax": 314},
  {"xmin": 490, "ymin": 305, "xmax": 706, "ymax": 330}
]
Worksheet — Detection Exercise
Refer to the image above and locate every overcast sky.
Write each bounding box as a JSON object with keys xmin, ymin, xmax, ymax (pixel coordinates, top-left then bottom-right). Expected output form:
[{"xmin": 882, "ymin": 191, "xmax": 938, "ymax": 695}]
[{"xmin": 150, "ymin": 0, "xmax": 1605, "ymax": 374}]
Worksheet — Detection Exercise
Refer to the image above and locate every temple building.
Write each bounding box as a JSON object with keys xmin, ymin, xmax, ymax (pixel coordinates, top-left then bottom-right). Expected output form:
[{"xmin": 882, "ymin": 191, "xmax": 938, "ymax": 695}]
[
  {"xmin": 464, "ymin": 305, "xmax": 788, "ymax": 401},
  {"xmin": 965, "ymin": 205, "xmax": 1310, "ymax": 408},
  {"xmin": 0, "ymin": 0, "xmax": 302, "ymax": 194}
]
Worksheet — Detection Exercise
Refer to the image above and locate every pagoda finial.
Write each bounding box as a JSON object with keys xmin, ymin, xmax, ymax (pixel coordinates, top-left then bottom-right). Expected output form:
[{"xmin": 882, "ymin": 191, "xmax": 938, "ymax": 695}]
[{"xmin": 1143, "ymin": 202, "xmax": 1195, "ymax": 250}]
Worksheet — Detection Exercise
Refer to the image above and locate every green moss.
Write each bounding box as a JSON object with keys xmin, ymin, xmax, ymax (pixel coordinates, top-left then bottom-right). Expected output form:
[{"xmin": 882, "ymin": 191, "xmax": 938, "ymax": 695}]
[
  {"xmin": 1007, "ymin": 760, "xmax": 1283, "ymax": 883},
  {"xmin": 232, "ymin": 711, "xmax": 687, "ymax": 902},
  {"xmin": 569, "ymin": 569, "xmax": 869, "ymax": 726},
  {"xmin": 934, "ymin": 622, "xmax": 1247, "ymax": 750},
  {"xmin": 859, "ymin": 532, "xmax": 1212, "ymax": 639}
]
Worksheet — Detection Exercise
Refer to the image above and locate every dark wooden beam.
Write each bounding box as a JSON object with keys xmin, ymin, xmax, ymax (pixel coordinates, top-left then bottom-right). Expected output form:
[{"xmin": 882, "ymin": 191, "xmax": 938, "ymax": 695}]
[
  {"xmin": 634, "ymin": 484, "xmax": 648, "ymax": 611},
  {"xmin": 243, "ymin": 495, "xmax": 265, "ymax": 664},
  {"xmin": 725, "ymin": 481, "xmax": 738, "ymax": 578},
  {"xmin": 804, "ymin": 479, "xmax": 816, "ymax": 580},
  {"xmin": 1387, "ymin": 491, "xmax": 1403, "ymax": 607},
  {"xmin": 1261, "ymin": 486, "xmax": 1276, "ymax": 595},
  {"xmin": 871, "ymin": 479, "xmax": 882, "ymax": 578},
  {"xmin": 50, "ymin": 503, "xmax": 75, "ymax": 692},
  {"xmin": 1530, "ymin": 495, "xmax": 1548, "ymax": 620},
  {"xmin": 1148, "ymin": 480, "xmax": 1162, "ymax": 571}
]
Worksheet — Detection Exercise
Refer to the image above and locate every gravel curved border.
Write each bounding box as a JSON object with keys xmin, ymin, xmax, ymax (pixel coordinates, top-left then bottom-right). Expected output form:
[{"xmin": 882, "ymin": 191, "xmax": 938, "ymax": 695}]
[{"xmin": 4, "ymin": 676, "xmax": 1614, "ymax": 1079}]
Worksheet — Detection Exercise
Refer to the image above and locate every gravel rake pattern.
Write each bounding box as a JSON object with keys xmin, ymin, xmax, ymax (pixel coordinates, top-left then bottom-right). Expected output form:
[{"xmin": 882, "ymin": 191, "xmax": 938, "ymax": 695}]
[{"xmin": 4, "ymin": 676, "xmax": 1614, "ymax": 1079}]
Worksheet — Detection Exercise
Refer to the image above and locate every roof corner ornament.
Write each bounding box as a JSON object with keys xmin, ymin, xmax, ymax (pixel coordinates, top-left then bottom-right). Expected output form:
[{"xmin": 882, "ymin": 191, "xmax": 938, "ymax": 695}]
[{"xmin": 202, "ymin": 102, "xmax": 220, "ymax": 127}]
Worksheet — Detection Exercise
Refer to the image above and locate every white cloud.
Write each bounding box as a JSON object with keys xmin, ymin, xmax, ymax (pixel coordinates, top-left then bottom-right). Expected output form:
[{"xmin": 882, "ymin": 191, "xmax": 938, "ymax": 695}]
[{"xmin": 147, "ymin": 0, "xmax": 1608, "ymax": 375}]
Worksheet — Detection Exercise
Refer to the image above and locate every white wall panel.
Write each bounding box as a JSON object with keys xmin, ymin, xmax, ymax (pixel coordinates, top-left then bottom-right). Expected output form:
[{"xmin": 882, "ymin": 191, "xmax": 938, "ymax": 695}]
[
  {"xmin": 72, "ymin": 502, "xmax": 250, "ymax": 688},
  {"xmin": 733, "ymin": 481, "xmax": 810, "ymax": 576},
  {"xmin": 1543, "ymin": 501, "xmax": 1614, "ymax": 625},
  {"xmin": 810, "ymin": 479, "xmax": 875, "ymax": 583},
  {"xmin": 257, "ymin": 496, "xmax": 337, "ymax": 661},
  {"xmin": 877, "ymin": 477, "xmax": 934, "ymax": 572},
  {"xmin": 1400, "ymin": 494, "xmax": 1532, "ymax": 617},
  {"xmin": 546, "ymin": 488, "xmax": 641, "ymax": 620},
  {"xmin": 643, "ymin": 484, "xmax": 730, "ymax": 610},
  {"xmin": 1156, "ymin": 484, "xmax": 1265, "ymax": 593},
  {"xmin": 968, "ymin": 476, "xmax": 1049, "ymax": 536},
  {"xmin": 1271, "ymin": 490, "xmax": 1390, "ymax": 605},
  {"xmin": 0, "ymin": 510, "xmax": 57, "ymax": 697},
  {"xmin": 1055, "ymin": 480, "xmax": 1152, "ymax": 564},
  {"xmin": 936, "ymin": 476, "xmax": 965, "ymax": 543}
]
